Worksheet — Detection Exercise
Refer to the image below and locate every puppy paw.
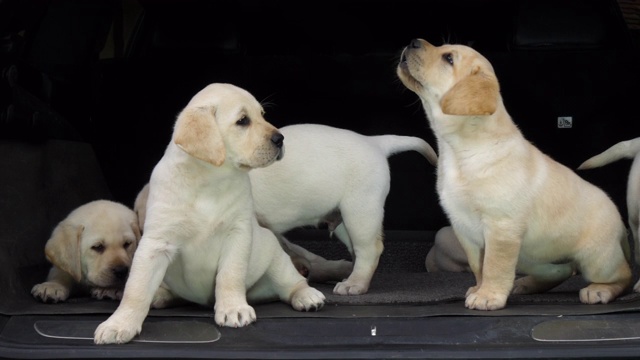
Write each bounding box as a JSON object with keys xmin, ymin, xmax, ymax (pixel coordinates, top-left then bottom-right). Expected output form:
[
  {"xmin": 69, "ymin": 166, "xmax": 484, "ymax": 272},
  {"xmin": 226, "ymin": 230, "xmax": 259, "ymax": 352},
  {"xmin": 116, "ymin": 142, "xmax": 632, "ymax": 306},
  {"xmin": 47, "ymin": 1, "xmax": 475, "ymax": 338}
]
[
  {"xmin": 290, "ymin": 286, "xmax": 325, "ymax": 311},
  {"xmin": 151, "ymin": 286, "xmax": 177, "ymax": 309},
  {"xmin": 214, "ymin": 303, "xmax": 256, "ymax": 327},
  {"xmin": 94, "ymin": 316, "xmax": 141, "ymax": 344},
  {"xmin": 465, "ymin": 289, "xmax": 507, "ymax": 311},
  {"xmin": 579, "ymin": 284, "xmax": 617, "ymax": 304},
  {"xmin": 91, "ymin": 288, "xmax": 123, "ymax": 301},
  {"xmin": 31, "ymin": 282, "xmax": 70, "ymax": 303},
  {"xmin": 465, "ymin": 285, "xmax": 480, "ymax": 297},
  {"xmin": 333, "ymin": 280, "xmax": 368, "ymax": 295}
]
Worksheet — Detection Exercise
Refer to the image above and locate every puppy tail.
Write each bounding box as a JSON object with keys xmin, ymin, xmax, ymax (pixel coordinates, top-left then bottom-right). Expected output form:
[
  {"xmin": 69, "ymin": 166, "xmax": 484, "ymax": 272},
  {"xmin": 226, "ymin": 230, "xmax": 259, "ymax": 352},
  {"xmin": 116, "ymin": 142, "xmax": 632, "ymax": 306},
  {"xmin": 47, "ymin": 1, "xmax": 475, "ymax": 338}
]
[
  {"xmin": 578, "ymin": 138, "xmax": 640, "ymax": 170},
  {"xmin": 371, "ymin": 135, "xmax": 438, "ymax": 166}
]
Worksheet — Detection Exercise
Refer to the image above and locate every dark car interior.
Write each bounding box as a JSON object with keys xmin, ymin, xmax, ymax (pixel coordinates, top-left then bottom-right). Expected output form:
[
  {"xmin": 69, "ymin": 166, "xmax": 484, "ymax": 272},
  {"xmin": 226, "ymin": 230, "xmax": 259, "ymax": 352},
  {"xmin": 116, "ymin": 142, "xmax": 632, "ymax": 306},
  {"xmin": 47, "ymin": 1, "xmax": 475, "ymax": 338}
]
[{"xmin": 2, "ymin": 0, "xmax": 640, "ymax": 358}]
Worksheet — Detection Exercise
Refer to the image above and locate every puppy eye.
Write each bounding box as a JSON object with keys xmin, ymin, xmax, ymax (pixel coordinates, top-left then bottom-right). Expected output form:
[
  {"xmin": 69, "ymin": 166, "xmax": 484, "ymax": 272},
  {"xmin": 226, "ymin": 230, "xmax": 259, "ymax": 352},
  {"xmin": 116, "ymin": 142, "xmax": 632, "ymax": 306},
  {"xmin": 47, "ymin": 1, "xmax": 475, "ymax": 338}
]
[
  {"xmin": 236, "ymin": 116, "xmax": 250, "ymax": 126},
  {"xmin": 91, "ymin": 244, "xmax": 105, "ymax": 253},
  {"xmin": 442, "ymin": 53, "xmax": 454, "ymax": 65},
  {"xmin": 123, "ymin": 241, "xmax": 132, "ymax": 249}
]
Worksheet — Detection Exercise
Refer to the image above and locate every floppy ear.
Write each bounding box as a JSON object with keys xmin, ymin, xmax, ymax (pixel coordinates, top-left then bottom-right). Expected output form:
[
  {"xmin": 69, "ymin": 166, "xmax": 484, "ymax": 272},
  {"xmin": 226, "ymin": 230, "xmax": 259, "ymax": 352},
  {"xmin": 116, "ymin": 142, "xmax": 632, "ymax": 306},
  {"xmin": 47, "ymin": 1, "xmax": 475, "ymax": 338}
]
[
  {"xmin": 173, "ymin": 106, "xmax": 226, "ymax": 166},
  {"xmin": 131, "ymin": 220, "xmax": 141, "ymax": 250},
  {"xmin": 440, "ymin": 68, "xmax": 499, "ymax": 116},
  {"xmin": 44, "ymin": 223, "xmax": 84, "ymax": 282}
]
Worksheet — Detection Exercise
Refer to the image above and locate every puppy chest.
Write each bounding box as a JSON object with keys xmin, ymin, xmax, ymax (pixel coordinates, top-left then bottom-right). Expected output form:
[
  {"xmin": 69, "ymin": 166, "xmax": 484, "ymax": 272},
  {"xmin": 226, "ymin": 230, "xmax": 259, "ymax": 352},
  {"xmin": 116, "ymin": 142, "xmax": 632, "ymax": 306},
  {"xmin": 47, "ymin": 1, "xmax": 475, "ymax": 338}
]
[{"xmin": 164, "ymin": 246, "xmax": 220, "ymax": 305}]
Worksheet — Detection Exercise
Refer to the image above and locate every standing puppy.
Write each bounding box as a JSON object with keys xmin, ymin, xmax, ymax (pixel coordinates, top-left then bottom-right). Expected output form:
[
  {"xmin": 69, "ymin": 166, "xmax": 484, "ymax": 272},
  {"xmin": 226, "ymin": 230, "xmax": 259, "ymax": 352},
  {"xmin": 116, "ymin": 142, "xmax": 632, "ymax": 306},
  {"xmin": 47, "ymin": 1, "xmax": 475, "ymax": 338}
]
[
  {"xmin": 251, "ymin": 123, "xmax": 437, "ymax": 295},
  {"xmin": 31, "ymin": 200, "xmax": 141, "ymax": 302},
  {"xmin": 94, "ymin": 83, "xmax": 324, "ymax": 345},
  {"xmin": 579, "ymin": 137, "xmax": 640, "ymax": 291},
  {"xmin": 397, "ymin": 39, "xmax": 632, "ymax": 310},
  {"xmin": 135, "ymin": 124, "xmax": 437, "ymax": 295}
]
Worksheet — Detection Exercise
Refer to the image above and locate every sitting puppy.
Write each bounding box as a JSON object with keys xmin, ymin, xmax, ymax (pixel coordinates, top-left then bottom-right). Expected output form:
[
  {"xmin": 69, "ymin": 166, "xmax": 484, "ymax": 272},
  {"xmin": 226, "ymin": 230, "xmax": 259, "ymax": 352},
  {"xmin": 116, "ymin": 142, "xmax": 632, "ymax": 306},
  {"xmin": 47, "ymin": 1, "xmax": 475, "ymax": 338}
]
[
  {"xmin": 94, "ymin": 83, "xmax": 324, "ymax": 345},
  {"xmin": 579, "ymin": 137, "xmax": 640, "ymax": 291},
  {"xmin": 31, "ymin": 200, "xmax": 140, "ymax": 303},
  {"xmin": 135, "ymin": 124, "xmax": 437, "ymax": 295},
  {"xmin": 425, "ymin": 226, "xmax": 471, "ymax": 273},
  {"xmin": 397, "ymin": 39, "xmax": 632, "ymax": 310}
]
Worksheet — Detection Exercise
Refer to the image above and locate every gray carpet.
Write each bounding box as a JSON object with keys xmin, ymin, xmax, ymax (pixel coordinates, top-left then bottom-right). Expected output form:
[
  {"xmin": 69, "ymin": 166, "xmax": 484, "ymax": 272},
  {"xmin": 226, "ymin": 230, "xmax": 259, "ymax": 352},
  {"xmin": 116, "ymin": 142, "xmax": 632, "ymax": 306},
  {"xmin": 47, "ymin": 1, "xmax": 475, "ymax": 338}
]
[{"xmin": 2, "ymin": 140, "xmax": 640, "ymax": 319}]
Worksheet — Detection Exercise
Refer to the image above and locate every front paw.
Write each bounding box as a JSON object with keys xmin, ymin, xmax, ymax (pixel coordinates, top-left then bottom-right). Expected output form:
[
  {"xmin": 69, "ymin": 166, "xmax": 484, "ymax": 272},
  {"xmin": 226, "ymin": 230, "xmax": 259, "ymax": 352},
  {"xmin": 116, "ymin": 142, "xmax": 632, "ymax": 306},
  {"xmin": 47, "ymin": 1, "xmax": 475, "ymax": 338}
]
[
  {"xmin": 465, "ymin": 288, "xmax": 507, "ymax": 311},
  {"xmin": 31, "ymin": 282, "xmax": 70, "ymax": 303},
  {"xmin": 214, "ymin": 303, "xmax": 256, "ymax": 327},
  {"xmin": 91, "ymin": 288, "xmax": 123, "ymax": 301},
  {"xmin": 94, "ymin": 315, "xmax": 141, "ymax": 344},
  {"xmin": 290, "ymin": 286, "xmax": 325, "ymax": 311}
]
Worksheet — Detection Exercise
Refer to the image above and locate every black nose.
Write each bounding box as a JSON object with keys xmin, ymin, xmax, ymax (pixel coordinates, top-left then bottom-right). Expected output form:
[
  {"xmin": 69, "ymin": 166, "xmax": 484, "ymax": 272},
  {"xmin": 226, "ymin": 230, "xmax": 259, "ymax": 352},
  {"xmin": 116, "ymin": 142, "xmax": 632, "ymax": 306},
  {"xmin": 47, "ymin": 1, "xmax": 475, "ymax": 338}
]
[
  {"xmin": 271, "ymin": 132, "xmax": 284, "ymax": 148},
  {"xmin": 112, "ymin": 266, "xmax": 129, "ymax": 280}
]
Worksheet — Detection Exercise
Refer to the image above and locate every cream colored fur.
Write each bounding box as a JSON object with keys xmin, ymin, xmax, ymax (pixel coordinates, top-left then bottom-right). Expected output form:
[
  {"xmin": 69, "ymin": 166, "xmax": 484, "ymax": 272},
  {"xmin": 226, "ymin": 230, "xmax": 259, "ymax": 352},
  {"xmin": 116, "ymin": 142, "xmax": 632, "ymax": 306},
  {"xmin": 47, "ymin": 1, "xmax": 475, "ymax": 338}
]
[
  {"xmin": 397, "ymin": 39, "xmax": 632, "ymax": 310},
  {"xmin": 94, "ymin": 83, "xmax": 324, "ymax": 345},
  {"xmin": 31, "ymin": 200, "xmax": 140, "ymax": 303},
  {"xmin": 425, "ymin": 226, "xmax": 471, "ymax": 273},
  {"xmin": 135, "ymin": 124, "xmax": 437, "ymax": 295},
  {"xmin": 579, "ymin": 137, "xmax": 640, "ymax": 291}
]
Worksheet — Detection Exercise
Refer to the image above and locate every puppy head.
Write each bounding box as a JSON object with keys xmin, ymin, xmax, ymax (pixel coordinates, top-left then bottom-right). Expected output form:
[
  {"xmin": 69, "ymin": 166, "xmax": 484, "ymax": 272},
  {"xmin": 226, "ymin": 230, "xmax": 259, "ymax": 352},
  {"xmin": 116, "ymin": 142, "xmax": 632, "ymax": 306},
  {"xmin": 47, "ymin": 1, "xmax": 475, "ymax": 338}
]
[
  {"xmin": 173, "ymin": 83, "xmax": 284, "ymax": 170},
  {"xmin": 44, "ymin": 200, "xmax": 141, "ymax": 287},
  {"xmin": 397, "ymin": 39, "xmax": 499, "ymax": 116}
]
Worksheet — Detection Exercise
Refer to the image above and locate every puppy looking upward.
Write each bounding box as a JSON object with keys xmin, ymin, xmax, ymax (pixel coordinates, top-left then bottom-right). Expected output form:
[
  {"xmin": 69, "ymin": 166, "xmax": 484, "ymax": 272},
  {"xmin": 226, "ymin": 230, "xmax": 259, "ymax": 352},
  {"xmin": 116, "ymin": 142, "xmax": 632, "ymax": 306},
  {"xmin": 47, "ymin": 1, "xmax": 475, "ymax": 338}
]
[{"xmin": 397, "ymin": 39, "xmax": 632, "ymax": 310}]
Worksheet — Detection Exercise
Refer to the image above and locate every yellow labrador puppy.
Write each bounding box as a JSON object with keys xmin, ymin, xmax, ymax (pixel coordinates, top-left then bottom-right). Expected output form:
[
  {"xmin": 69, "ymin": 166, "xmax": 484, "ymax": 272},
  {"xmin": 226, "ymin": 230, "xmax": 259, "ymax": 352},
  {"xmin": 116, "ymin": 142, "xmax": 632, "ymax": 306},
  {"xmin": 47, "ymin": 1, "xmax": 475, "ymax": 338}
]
[
  {"xmin": 425, "ymin": 226, "xmax": 471, "ymax": 273},
  {"xmin": 134, "ymin": 123, "xmax": 437, "ymax": 294},
  {"xmin": 397, "ymin": 39, "xmax": 632, "ymax": 310},
  {"xmin": 250, "ymin": 124, "xmax": 437, "ymax": 295},
  {"xmin": 94, "ymin": 83, "xmax": 324, "ymax": 345},
  {"xmin": 579, "ymin": 137, "xmax": 640, "ymax": 291},
  {"xmin": 31, "ymin": 200, "xmax": 141, "ymax": 303}
]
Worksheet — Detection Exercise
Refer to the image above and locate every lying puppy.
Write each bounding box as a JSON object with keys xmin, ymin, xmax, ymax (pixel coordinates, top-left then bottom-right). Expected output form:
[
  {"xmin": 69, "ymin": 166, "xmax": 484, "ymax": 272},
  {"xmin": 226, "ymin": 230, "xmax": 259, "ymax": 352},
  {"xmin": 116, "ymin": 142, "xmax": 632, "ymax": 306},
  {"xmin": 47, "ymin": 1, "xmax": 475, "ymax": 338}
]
[
  {"xmin": 579, "ymin": 137, "xmax": 640, "ymax": 291},
  {"xmin": 425, "ymin": 226, "xmax": 471, "ymax": 273},
  {"xmin": 31, "ymin": 200, "xmax": 140, "ymax": 303},
  {"xmin": 134, "ymin": 124, "xmax": 437, "ymax": 295},
  {"xmin": 397, "ymin": 39, "xmax": 632, "ymax": 310},
  {"xmin": 94, "ymin": 83, "xmax": 324, "ymax": 345}
]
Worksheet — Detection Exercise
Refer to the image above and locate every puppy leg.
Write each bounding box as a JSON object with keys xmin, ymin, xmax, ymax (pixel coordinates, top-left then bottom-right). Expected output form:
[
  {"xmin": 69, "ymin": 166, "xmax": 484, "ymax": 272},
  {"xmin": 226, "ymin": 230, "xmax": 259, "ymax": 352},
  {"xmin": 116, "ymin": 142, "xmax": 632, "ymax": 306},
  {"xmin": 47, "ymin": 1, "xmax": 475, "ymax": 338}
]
[
  {"xmin": 512, "ymin": 263, "xmax": 574, "ymax": 295},
  {"xmin": 453, "ymin": 230, "xmax": 484, "ymax": 296},
  {"xmin": 426, "ymin": 226, "xmax": 471, "ymax": 273},
  {"xmin": 464, "ymin": 224, "xmax": 521, "ymax": 311},
  {"xmin": 578, "ymin": 239, "xmax": 631, "ymax": 304},
  {"xmin": 277, "ymin": 235, "xmax": 312, "ymax": 277},
  {"xmin": 279, "ymin": 235, "xmax": 353, "ymax": 283},
  {"xmin": 151, "ymin": 283, "xmax": 188, "ymax": 309},
  {"xmin": 94, "ymin": 237, "xmax": 176, "ymax": 344},
  {"xmin": 249, "ymin": 248, "xmax": 325, "ymax": 311},
  {"xmin": 91, "ymin": 288, "xmax": 123, "ymax": 300},
  {"xmin": 31, "ymin": 267, "xmax": 74, "ymax": 303},
  {"xmin": 332, "ymin": 222, "xmax": 383, "ymax": 295}
]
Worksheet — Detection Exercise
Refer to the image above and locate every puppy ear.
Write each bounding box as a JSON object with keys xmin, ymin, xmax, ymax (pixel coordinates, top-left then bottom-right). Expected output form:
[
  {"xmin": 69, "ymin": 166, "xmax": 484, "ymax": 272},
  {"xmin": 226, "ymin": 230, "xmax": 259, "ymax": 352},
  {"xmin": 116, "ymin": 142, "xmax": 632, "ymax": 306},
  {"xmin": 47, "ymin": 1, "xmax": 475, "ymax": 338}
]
[
  {"xmin": 173, "ymin": 106, "xmax": 225, "ymax": 166},
  {"xmin": 441, "ymin": 67, "xmax": 499, "ymax": 116},
  {"xmin": 44, "ymin": 223, "xmax": 84, "ymax": 282},
  {"xmin": 131, "ymin": 220, "xmax": 141, "ymax": 249}
]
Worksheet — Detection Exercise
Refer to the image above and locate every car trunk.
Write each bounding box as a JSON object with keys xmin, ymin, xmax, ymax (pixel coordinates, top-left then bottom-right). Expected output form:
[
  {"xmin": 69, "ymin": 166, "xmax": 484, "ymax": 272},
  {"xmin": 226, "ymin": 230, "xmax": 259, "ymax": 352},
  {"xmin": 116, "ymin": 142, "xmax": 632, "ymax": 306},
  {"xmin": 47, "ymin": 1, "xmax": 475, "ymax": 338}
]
[{"xmin": 2, "ymin": 0, "xmax": 640, "ymax": 358}]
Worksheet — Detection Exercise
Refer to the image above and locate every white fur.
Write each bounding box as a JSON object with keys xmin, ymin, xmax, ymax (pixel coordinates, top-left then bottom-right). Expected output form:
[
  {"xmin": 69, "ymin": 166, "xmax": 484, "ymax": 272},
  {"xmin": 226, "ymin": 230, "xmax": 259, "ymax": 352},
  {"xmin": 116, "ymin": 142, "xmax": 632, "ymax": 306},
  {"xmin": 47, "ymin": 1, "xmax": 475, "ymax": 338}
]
[
  {"xmin": 134, "ymin": 124, "xmax": 437, "ymax": 295},
  {"xmin": 250, "ymin": 124, "xmax": 437, "ymax": 295},
  {"xmin": 94, "ymin": 83, "xmax": 324, "ymax": 345}
]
